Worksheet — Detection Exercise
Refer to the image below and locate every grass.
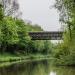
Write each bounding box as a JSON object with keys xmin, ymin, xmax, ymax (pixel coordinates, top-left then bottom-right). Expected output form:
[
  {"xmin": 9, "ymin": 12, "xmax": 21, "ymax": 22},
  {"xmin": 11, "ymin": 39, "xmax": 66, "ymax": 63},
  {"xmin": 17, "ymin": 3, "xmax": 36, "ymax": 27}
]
[
  {"xmin": 0, "ymin": 53, "xmax": 53, "ymax": 67},
  {"xmin": 0, "ymin": 53, "xmax": 52, "ymax": 63}
]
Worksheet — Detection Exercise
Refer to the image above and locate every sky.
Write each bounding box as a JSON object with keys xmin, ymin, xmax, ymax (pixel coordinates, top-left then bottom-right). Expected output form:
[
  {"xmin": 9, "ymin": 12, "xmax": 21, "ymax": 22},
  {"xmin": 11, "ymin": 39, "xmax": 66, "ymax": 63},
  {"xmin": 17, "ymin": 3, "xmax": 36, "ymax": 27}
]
[{"xmin": 18, "ymin": 0, "xmax": 61, "ymax": 31}]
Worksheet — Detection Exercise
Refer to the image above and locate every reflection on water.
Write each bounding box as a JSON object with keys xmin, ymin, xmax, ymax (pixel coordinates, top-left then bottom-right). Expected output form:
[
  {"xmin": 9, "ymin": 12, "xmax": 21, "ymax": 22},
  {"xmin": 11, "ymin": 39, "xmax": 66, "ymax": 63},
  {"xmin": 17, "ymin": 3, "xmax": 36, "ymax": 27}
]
[
  {"xmin": 0, "ymin": 60, "xmax": 75, "ymax": 75},
  {"xmin": 50, "ymin": 71, "xmax": 56, "ymax": 75}
]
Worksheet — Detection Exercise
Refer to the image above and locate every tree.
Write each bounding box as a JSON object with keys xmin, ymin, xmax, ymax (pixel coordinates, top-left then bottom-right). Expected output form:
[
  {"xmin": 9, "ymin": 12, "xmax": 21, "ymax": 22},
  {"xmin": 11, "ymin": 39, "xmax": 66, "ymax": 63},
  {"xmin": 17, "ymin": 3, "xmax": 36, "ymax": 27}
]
[
  {"xmin": 1, "ymin": 17, "xmax": 19, "ymax": 52},
  {"xmin": 2, "ymin": 0, "xmax": 21, "ymax": 18},
  {"xmin": 0, "ymin": 4, "xmax": 4, "ymax": 20},
  {"xmin": 54, "ymin": 0, "xmax": 75, "ymax": 65}
]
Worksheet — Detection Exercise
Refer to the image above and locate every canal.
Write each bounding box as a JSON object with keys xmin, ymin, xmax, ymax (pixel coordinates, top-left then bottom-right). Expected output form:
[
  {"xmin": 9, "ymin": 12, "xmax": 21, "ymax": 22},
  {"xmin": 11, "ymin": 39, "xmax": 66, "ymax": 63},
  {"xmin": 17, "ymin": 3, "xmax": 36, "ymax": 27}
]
[{"xmin": 0, "ymin": 60, "xmax": 75, "ymax": 75}]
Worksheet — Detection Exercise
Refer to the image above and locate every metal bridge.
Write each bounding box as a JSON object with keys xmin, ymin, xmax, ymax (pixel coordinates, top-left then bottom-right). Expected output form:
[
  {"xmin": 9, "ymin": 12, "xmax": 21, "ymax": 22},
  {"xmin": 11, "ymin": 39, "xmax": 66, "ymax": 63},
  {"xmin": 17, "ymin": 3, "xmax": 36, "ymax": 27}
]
[{"xmin": 28, "ymin": 31, "xmax": 63, "ymax": 40}]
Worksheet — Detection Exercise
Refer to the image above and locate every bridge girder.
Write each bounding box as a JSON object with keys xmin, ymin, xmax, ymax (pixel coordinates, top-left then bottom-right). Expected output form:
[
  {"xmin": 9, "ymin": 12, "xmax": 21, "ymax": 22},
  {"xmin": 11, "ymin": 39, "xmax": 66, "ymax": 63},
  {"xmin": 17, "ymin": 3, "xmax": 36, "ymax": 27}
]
[{"xmin": 28, "ymin": 31, "xmax": 63, "ymax": 40}]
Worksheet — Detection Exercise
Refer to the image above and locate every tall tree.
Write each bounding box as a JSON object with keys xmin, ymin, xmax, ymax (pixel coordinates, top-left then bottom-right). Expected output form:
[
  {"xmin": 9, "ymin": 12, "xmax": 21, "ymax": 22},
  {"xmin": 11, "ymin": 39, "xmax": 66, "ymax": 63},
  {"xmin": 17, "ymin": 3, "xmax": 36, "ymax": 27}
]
[
  {"xmin": 1, "ymin": 0, "xmax": 22, "ymax": 18},
  {"xmin": 0, "ymin": 3, "xmax": 4, "ymax": 20}
]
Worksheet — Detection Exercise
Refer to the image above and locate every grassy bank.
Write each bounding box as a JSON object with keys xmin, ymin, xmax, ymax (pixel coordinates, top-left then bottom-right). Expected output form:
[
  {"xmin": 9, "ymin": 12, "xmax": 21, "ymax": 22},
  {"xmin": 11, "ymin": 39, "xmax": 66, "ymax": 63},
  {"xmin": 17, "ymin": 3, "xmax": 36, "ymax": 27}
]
[
  {"xmin": 0, "ymin": 53, "xmax": 52, "ymax": 63},
  {"xmin": 0, "ymin": 53, "xmax": 53, "ymax": 67}
]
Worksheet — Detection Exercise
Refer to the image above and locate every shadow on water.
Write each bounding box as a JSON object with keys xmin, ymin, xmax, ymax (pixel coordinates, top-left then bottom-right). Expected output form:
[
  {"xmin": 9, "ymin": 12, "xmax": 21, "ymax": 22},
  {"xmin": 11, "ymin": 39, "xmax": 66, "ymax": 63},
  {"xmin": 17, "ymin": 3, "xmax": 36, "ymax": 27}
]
[{"xmin": 0, "ymin": 60, "xmax": 75, "ymax": 75}]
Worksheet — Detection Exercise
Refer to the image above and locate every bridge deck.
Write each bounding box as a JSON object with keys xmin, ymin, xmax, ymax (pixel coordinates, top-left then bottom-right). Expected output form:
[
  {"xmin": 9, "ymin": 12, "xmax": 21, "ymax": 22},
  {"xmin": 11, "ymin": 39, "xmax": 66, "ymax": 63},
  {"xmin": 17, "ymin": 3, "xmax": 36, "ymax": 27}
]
[{"xmin": 28, "ymin": 31, "xmax": 63, "ymax": 40}]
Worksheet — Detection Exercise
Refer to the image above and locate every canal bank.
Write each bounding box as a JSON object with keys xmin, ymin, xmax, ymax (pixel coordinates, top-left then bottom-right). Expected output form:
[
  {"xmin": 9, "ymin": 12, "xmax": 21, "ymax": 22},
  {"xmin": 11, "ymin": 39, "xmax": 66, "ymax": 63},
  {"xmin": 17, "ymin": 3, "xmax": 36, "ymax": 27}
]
[
  {"xmin": 0, "ymin": 53, "xmax": 52, "ymax": 63},
  {"xmin": 0, "ymin": 53, "xmax": 54, "ymax": 67}
]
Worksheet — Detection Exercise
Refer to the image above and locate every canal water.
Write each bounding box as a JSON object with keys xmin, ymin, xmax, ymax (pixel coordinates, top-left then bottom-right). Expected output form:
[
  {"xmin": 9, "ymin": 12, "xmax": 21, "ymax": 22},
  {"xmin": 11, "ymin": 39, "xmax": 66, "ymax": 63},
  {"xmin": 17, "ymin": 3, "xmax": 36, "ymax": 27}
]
[{"xmin": 0, "ymin": 60, "xmax": 75, "ymax": 75}]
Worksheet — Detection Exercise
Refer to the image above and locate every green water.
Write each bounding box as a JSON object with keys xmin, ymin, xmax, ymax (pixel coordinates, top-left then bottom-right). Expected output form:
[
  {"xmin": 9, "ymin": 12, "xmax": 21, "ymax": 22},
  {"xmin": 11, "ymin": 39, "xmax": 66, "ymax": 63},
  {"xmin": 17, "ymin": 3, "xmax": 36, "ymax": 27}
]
[{"xmin": 0, "ymin": 60, "xmax": 75, "ymax": 75}]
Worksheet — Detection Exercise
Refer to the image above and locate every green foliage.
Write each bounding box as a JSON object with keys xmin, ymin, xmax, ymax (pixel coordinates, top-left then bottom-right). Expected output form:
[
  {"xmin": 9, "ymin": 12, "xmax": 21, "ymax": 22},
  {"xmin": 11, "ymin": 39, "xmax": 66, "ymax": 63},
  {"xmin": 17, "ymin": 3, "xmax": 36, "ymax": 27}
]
[
  {"xmin": 54, "ymin": 0, "xmax": 75, "ymax": 65},
  {"xmin": 0, "ymin": 4, "xmax": 4, "ymax": 20},
  {"xmin": 0, "ymin": 5, "xmax": 53, "ymax": 55}
]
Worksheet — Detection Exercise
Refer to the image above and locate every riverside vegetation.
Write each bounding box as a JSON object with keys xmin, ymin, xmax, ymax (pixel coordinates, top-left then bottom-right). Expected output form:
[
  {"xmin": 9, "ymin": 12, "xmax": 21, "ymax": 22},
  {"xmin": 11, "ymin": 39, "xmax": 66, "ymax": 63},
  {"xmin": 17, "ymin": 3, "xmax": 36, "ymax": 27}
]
[
  {"xmin": 0, "ymin": 0, "xmax": 75, "ymax": 66},
  {"xmin": 53, "ymin": 0, "xmax": 75, "ymax": 65},
  {"xmin": 0, "ymin": 4, "xmax": 53, "ymax": 62}
]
